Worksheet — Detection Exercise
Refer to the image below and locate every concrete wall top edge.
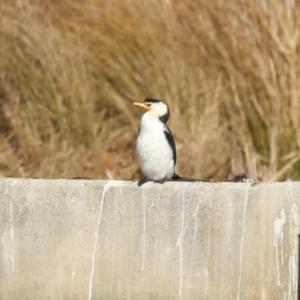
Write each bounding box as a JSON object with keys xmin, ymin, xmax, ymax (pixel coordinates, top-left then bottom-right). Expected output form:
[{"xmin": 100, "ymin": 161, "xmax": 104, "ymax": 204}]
[{"xmin": 0, "ymin": 177, "xmax": 300, "ymax": 189}]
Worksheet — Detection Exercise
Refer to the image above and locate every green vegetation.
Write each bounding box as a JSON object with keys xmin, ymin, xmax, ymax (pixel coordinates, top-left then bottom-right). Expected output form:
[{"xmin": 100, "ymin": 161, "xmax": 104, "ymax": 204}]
[{"xmin": 1, "ymin": 0, "xmax": 300, "ymax": 181}]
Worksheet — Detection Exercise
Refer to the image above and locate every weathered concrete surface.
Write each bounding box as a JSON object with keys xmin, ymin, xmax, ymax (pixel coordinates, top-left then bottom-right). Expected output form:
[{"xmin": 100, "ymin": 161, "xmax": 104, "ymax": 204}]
[{"xmin": 0, "ymin": 178, "xmax": 299, "ymax": 300}]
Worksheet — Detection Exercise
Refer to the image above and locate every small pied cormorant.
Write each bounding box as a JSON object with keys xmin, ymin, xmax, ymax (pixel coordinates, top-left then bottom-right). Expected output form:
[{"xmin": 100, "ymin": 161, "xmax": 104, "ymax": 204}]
[{"xmin": 133, "ymin": 98, "xmax": 181, "ymax": 185}]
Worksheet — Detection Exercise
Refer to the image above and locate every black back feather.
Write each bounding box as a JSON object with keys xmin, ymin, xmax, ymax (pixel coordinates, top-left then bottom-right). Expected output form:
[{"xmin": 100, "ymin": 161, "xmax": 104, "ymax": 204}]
[{"xmin": 164, "ymin": 127, "xmax": 177, "ymax": 164}]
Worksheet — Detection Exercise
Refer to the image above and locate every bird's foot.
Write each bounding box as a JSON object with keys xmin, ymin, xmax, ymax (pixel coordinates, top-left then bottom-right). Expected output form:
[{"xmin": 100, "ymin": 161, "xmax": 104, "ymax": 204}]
[
  {"xmin": 153, "ymin": 179, "xmax": 167, "ymax": 184},
  {"xmin": 137, "ymin": 178, "xmax": 167, "ymax": 187}
]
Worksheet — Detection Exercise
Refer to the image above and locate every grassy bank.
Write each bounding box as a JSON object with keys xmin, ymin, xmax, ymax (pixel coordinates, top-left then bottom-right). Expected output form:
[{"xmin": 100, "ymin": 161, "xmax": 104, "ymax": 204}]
[{"xmin": 0, "ymin": 0, "xmax": 300, "ymax": 181}]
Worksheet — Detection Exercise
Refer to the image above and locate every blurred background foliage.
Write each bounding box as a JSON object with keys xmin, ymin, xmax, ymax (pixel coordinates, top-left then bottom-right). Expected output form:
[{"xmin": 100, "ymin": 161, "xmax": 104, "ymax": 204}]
[{"xmin": 0, "ymin": 0, "xmax": 300, "ymax": 181}]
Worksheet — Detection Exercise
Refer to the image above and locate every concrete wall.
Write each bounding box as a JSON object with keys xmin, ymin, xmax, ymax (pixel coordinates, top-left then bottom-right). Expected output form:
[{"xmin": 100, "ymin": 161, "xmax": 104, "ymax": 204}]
[{"xmin": 0, "ymin": 178, "xmax": 299, "ymax": 300}]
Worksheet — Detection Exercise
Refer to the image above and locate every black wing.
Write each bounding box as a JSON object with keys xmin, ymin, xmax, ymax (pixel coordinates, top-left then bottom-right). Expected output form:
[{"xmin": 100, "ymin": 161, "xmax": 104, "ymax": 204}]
[{"xmin": 164, "ymin": 127, "xmax": 177, "ymax": 164}]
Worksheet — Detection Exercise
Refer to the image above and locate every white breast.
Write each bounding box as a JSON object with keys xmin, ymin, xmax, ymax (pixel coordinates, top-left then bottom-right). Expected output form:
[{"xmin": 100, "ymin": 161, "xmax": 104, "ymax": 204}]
[{"xmin": 136, "ymin": 113, "xmax": 174, "ymax": 180}]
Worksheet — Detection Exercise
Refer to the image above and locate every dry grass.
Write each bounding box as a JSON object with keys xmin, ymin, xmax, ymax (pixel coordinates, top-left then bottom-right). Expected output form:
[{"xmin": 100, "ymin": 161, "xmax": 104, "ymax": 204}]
[{"xmin": 0, "ymin": 0, "xmax": 300, "ymax": 181}]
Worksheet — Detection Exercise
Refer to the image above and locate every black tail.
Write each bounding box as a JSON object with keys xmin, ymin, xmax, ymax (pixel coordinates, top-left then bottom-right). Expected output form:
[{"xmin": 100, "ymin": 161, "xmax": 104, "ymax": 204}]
[
  {"xmin": 171, "ymin": 173, "xmax": 182, "ymax": 180},
  {"xmin": 171, "ymin": 173, "xmax": 212, "ymax": 182}
]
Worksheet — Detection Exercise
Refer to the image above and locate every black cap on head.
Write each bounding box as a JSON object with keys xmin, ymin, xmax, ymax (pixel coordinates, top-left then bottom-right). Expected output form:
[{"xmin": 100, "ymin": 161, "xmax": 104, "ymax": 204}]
[
  {"xmin": 142, "ymin": 98, "xmax": 170, "ymax": 123},
  {"xmin": 143, "ymin": 98, "xmax": 164, "ymax": 104}
]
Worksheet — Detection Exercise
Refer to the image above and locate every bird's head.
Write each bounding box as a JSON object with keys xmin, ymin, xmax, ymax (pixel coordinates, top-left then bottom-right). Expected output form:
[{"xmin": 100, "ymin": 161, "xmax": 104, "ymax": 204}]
[{"xmin": 133, "ymin": 98, "xmax": 170, "ymax": 123}]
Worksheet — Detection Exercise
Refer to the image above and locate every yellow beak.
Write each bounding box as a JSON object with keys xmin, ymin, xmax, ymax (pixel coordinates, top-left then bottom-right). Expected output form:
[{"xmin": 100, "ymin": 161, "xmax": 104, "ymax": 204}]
[{"xmin": 133, "ymin": 102, "xmax": 151, "ymax": 111}]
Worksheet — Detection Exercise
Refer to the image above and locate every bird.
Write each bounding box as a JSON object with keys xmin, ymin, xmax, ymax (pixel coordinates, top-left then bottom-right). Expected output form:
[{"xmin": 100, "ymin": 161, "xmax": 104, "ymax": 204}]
[{"xmin": 133, "ymin": 98, "xmax": 181, "ymax": 186}]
